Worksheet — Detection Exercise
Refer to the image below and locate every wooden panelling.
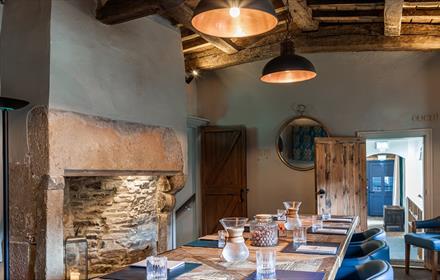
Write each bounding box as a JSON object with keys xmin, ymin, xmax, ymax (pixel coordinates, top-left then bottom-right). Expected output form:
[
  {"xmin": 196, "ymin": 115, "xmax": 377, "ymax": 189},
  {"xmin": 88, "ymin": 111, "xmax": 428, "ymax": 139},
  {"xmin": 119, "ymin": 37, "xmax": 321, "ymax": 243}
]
[{"xmin": 315, "ymin": 137, "xmax": 367, "ymax": 231}]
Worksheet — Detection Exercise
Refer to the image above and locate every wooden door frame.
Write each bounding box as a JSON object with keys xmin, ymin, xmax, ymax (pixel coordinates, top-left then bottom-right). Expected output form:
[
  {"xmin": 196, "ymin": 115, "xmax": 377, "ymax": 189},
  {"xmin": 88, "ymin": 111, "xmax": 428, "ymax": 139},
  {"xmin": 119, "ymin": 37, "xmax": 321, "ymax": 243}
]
[
  {"xmin": 357, "ymin": 129, "xmax": 433, "ymax": 222},
  {"xmin": 186, "ymin": 116, "xmax": 210, "ymax": 239}
]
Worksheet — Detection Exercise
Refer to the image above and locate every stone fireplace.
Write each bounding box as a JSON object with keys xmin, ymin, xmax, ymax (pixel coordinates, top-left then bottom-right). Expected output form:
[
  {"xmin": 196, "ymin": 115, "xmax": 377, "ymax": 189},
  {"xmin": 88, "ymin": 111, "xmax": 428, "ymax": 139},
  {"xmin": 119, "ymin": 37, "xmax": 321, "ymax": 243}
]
[{"xmin": 10, "ymin": 107, "xmax": 185, "ymax": 279}]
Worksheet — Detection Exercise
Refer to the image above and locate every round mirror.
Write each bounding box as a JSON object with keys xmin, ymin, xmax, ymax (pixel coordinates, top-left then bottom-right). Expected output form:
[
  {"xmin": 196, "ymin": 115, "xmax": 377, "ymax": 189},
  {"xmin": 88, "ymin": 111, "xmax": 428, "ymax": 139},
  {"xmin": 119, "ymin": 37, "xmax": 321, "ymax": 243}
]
[{"xmin": 276, "ymin": 116, "xmax": 329, "ymax": 171}]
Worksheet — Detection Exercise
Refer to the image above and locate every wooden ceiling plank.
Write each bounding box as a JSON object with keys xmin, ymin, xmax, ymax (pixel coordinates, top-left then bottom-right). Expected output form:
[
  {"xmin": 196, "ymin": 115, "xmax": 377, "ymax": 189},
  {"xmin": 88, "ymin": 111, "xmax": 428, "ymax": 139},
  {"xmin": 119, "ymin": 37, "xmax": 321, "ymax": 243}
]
[
  {"xmin": 282, "ymin": 0, "xmax": 319, "ymax": 31},
  {"xmin": 96, "ymin": 0, "xmax": 184, "ymax": 25},
  {"xmin": 182, "ymin": 33, "xmax": 200, "ymax": 42},
  {"xmin": 313, "ymin": 9, "xmax": 383, "ymax": 17},
  {"xmin": 403, "ymin": 8, "xmax": 440, "ymax": 18},
  {"xmin": 402, "ymin": 8, "xmax": 440, "ymax": 23},
  {"xmin": 315, "ymin": 17, "xmax": 383, "ymax": 22},
  {"xmin": 308, "ymin": 0, "xmax": 384, "ymax": 4},
  {"xmin": 185, "ymin": 24, "xmax": 440, "ymax": 71},
  {"xmin": 313, "ymin": 9, "xmax": 384, "ymax": 23},
  {"xmin": 309, "ymin": 3, "xmax": 384, "ymax": 10},
  {"xmin": 384, "ymin": 0, "xmax": 404, "ymax": 36},
  {"xmin": 183, "ymin": 42, "xmax": 212, "ymax": 53},
  {"xmin": 404, "ymin": 2, "xmax": 440, "ymax": 8},
  {"xmin": 166, "ymin": 3, "xmax": 240, "ymax": 54}
]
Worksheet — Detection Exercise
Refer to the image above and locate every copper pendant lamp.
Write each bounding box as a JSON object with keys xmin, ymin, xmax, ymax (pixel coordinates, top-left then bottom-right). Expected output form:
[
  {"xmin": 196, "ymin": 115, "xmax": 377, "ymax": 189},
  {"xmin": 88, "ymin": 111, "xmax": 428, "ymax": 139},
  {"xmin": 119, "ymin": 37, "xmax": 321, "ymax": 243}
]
[
  {"xmin": 191, "ymin": 0, "xmax": 278, "ymax": 38},
  {"xmin": 260, "ymin": 0, "xmax": 317, "ymax": 84}
]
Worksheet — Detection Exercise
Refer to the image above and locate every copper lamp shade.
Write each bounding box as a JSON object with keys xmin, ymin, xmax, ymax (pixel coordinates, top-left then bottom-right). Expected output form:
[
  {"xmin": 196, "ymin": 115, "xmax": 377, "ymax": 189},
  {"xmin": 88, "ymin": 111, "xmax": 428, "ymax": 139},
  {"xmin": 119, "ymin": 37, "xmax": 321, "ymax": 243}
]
[
  {"xmin": 261, "ymin": 40, "xmax": 317, "ymax": 83},
  {"xmin": 191, "ymin": 0, "xmax": 278, "ymax": 38}
]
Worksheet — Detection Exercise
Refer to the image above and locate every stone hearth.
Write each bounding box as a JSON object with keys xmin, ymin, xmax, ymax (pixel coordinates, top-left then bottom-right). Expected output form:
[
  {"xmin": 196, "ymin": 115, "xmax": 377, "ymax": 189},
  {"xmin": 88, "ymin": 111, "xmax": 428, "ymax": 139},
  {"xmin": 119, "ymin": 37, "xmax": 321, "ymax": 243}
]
[{"xmin": 10, "ymin": 107, "xmax": 185, "ymax": 280}]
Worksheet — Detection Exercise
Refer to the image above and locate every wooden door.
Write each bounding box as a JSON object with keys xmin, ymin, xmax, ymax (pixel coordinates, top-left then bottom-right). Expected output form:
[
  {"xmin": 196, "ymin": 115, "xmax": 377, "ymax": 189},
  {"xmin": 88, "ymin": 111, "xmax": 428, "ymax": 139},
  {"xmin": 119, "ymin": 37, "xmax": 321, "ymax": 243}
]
[
  {"xmin": 315, "ymin": 137, "xmax": 367, "ymax": 230},
  {"xmin": 201, "ymin": 126, "xmax": 247, "ymax": 235}
]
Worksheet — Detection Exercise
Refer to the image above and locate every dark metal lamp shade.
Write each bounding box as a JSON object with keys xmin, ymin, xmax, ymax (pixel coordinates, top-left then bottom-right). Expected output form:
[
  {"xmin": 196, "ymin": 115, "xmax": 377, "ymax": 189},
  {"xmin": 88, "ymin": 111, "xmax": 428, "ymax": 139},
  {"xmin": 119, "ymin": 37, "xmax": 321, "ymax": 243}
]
[
  {"xmin": 191, "ymin": 0, "xmax": 278, "ymax": 38},
  {"xmin": 261, "ymin": 40, "xmax": 317, "ymax": 84}
]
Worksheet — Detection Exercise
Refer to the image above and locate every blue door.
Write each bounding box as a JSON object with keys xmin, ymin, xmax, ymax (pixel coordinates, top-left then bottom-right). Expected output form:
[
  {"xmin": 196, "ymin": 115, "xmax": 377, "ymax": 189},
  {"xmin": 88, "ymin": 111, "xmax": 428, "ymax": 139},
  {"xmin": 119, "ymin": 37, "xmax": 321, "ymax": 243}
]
[{"xmin": 367, "ymin": 160, "xmax": 394, "ymax": 217}]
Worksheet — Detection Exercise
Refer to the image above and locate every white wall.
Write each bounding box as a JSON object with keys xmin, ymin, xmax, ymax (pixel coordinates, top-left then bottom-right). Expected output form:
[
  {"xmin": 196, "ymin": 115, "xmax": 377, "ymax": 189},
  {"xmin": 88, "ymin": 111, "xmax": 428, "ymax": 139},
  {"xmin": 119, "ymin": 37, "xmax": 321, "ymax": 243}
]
[
  {"xmin": 50, "ymin": 0, "xmax": 188, "ymax": 169},
  {"xmin": 196, "ymin": 52, "xmax": 440, "ymax": 217},
  {"xmin": 0, "ymin": 0, "xmax": 51, "ymax": 161}
]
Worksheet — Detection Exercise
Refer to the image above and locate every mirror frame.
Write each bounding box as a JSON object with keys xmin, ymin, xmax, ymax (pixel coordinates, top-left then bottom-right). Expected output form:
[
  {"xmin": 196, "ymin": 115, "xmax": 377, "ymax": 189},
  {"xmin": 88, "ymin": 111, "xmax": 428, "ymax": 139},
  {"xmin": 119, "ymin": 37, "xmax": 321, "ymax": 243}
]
[{"xmin": 276, "ymin": 115, "xmax": 330, "ymax": 171}]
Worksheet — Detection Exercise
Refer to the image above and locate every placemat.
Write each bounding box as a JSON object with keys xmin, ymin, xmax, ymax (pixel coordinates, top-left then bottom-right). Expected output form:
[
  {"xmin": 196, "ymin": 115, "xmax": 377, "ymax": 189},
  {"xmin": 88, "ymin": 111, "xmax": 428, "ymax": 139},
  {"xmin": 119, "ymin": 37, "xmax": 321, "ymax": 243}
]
[
  {"xmin": 246, "ymin": 270, "xmax": 325, "ymax": 280},
  {"xmin": 280, "ymin": 241, "xmax": 340, "ymax": 255},
  {"xmin": 184, "ymin": 239, "xmax": 219, "ymax": 248},
  {"xmin": 307, "ymin": 227, "xmax": 348, "ymax": 235},
  {"xmin": 101, "ymin": 262, "xmax": 201, "ymax": 280}
]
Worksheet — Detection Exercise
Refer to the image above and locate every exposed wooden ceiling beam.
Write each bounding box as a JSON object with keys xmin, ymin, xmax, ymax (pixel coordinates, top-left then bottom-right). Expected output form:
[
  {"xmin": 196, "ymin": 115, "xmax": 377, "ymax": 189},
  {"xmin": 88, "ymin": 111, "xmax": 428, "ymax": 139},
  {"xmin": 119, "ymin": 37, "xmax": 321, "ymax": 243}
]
[
  {"xmin": 282, "ymin": 0, "xmax": 319, "ymax": 31},
  {"xmin": 165, "ymin": 3, "xmax": 241, "ymax": 54},
  {"xmin": 384, "ymin": 0, "xmax": 404, "ymax": 36},
  {"xmin": 185, "ymin": 24, "xmax": 440, "ymax": 71},
  {"xmin": 96, "ymin": 0, "xmax": 184, "ymax": 25}
]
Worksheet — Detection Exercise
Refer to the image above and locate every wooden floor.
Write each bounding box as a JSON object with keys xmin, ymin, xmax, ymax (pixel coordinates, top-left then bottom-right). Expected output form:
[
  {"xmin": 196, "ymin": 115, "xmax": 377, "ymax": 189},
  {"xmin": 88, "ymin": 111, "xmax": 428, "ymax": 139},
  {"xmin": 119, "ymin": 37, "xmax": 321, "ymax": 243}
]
[{"xmin": 395, "ymin": 267, "xmax": 433, "ymax": 280}]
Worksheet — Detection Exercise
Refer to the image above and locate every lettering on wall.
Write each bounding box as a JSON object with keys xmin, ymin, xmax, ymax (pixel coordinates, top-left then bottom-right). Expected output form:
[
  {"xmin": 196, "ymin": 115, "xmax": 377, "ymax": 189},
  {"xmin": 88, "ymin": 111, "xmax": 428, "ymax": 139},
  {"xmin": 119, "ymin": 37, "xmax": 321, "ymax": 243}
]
[{"xmin": 412, "ymin": 113, "xmax": 439, "ymax": 122}]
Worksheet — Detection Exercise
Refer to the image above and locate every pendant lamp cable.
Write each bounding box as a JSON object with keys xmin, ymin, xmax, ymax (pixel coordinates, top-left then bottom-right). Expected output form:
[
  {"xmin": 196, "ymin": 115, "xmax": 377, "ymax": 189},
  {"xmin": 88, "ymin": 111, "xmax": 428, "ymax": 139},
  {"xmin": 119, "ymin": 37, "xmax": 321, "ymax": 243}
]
[
  {"xmin": 281, "ymin": 0, "xmax": 296, "ymax": 55},
  {"xmin": 285, "ymin": 0, "xmax": 294, "ymax": 42}
]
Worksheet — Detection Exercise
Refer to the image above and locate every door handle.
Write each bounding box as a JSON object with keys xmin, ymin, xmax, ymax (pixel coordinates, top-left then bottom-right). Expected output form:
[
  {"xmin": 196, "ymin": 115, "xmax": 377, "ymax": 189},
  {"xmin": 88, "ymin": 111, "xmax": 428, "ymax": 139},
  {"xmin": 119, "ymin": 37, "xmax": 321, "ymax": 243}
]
[
  {"xmin": 240, "ymin": 188, "xmax": 249, "ymax": 202},
  {"xmin": 316, "ymin": 189, "xmax": 326, "ymax": 196}
]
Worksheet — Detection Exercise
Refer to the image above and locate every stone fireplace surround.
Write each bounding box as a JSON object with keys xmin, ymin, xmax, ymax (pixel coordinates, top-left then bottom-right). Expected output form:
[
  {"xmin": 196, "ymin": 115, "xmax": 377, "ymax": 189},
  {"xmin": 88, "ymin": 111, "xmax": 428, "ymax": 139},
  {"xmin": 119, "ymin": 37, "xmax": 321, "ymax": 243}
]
[{"xmin": 10, "ymin": 107, "xmax": 185, "ymax": 279}]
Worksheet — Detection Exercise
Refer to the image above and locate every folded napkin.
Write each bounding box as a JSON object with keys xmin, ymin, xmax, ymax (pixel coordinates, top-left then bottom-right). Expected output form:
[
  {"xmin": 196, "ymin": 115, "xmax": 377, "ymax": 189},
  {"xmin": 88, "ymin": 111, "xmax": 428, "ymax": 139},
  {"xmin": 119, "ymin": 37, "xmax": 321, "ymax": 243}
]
[
  {"xmin": 314, "ymin": 228, "xmax": 347, "ymax": 235},
  {"xmin": 296, "ymin": 245, "xmax": 338, "ymax": 255},
  {"xmin": 130, "ymin": 260, "xmax": 184, "ymax": 270},
  {"xmin": 324, "ymin": 218, "xmax": 352, "ymax": 223},
  {"xmin": 281, "ymin": 241, "xmax": 340, "ymax": 255},
  {"xmin": 323, "ymin": 224, "xmax": 351, "ymax": 229},
  {"xmin": 246, "ymin": 270, "xmax": 325, "ymax": 280}
]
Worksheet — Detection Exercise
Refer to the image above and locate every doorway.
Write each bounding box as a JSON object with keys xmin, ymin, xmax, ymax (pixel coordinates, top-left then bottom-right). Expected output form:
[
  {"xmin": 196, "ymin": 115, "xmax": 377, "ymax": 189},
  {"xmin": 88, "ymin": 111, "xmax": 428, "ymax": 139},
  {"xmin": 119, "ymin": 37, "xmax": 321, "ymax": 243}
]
[
  {"xmin": 359, "ymin": 129, "xmax": 433, "ymax": 266},
  {"xmin": 367, "ymin": 159, "xmax": 395, "ymax": 217}
]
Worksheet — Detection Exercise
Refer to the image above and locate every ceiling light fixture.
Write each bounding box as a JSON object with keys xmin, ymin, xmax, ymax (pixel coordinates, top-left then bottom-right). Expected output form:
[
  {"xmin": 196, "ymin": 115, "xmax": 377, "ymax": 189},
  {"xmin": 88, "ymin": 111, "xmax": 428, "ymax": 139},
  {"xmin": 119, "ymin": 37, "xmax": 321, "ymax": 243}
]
[
  {"xmin": 191, "ymin": 0, "xmax": 278, "ymax": 38},
  {"xmin": 186, "ymin": 70, "xmax": 200, "ymax": 84},
  {"xmin": 260, "ymin": 0, "xmax": 317, "ymax": 84}
]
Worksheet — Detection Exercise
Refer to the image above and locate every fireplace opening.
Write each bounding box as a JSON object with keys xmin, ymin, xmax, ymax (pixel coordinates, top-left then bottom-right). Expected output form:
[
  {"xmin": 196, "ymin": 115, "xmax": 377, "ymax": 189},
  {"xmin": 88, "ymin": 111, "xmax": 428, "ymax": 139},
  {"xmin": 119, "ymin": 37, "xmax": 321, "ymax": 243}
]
[{"xmin": 63, "ymin": 176, "xmax": 162, "ymax": 276}]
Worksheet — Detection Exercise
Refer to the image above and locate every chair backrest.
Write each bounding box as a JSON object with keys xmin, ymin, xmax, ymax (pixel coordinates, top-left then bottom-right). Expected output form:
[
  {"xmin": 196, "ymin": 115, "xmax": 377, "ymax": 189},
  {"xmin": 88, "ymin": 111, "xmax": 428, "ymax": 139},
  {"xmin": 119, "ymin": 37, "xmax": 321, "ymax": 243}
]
[
  {"xmin": 415, "ymin": 216, "xmax": 440, "ymax": 232},
  {"xmin": 351, "ymin": 228, "xmax": 385, "ymax": 244},
  {"xmin": 361, "ymin": 240, "xmax": 390, "ymax": 261},
  {"xmin": 364, "ymin": 228, "xmax": 380, "ymax": 238},
  {"xmin": 356, "ymin": 260, "xmax": 393, "ymax": 280}
]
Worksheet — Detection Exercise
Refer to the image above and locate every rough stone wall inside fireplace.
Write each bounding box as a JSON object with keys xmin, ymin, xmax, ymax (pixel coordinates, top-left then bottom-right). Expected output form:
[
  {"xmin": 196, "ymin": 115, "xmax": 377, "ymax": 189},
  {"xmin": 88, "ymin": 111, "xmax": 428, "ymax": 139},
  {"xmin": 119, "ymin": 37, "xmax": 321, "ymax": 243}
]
[{"xmin": 64, "ymin": 176, "xmax": 159, "ymax": 275}]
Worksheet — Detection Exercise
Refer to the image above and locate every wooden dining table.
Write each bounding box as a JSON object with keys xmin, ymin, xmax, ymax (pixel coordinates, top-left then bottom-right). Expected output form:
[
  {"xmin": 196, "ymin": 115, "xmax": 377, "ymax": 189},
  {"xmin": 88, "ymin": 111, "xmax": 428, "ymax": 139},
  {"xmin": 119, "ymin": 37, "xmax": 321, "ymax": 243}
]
[{"xmin": 99, "ymin": 215, "xmax": 359, "ymax": 280}]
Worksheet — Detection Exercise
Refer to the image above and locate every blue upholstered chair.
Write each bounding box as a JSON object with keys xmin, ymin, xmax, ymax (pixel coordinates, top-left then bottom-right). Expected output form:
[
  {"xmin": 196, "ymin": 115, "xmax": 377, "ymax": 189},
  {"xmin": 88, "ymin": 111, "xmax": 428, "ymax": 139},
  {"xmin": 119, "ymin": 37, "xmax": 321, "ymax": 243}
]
[
  {"xmin": 336, "ymin": 240, "xmax": 390, "ymax": 279},
  {"xmin": 337, "ymin": 260, "xmax": 394, "ymax": 280},
  {"xmin": 350, "ymin": 228, "xmax": 386, "ymax": 246},
  {"xmin": 405, "ymin": 216, "xmax": 440, "ymax": 280}
]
